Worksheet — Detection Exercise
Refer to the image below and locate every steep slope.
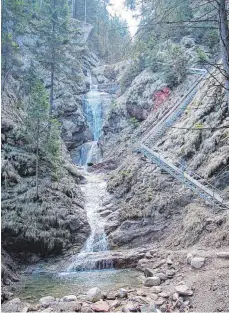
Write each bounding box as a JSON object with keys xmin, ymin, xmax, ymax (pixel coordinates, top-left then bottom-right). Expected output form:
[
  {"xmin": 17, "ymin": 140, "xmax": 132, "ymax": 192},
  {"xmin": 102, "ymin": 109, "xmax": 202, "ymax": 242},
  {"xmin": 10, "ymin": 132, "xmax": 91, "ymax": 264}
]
[
  {"xmin": 98, "ymin": 67, "xmax": 229, "ymax": 250},
  {"xmin": 1, "ymin": 75, "xmax": 90, "ymax": 258}
]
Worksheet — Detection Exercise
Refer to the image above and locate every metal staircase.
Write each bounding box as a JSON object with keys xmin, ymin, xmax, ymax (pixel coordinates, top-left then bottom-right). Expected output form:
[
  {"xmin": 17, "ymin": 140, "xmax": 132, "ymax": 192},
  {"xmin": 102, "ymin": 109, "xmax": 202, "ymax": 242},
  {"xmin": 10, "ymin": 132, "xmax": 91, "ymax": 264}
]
[{"xmin": 136, "ymin": 69, "xmax": 228, "ymax": 209}]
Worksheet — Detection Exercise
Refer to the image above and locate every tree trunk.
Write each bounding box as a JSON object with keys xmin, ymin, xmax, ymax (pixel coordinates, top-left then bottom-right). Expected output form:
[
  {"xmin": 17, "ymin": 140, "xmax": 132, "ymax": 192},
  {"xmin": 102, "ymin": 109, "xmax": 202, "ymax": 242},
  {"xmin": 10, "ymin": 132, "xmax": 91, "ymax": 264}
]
[
  {"xmin": 84, "ymin": 0, "xmax": 87, "ymax": 22},
  {"xmin": 50, "ymin": 61, "xmax": 54, "ymax": 117},
  {"xmin": 218, "ymin": 0, "xmax": 229, "ymax": 110},
  {"xmin": 36, "ymin": 119, "xmax": 40, "ymax": 199}
]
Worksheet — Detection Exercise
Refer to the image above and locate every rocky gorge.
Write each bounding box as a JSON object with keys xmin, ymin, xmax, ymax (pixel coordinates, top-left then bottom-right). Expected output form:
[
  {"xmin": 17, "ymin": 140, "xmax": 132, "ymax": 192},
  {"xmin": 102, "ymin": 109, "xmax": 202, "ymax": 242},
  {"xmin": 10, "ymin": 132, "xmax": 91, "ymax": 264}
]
[{"xmin": 2, "ymin": 0, "xmax": 229, "ymax": 312}]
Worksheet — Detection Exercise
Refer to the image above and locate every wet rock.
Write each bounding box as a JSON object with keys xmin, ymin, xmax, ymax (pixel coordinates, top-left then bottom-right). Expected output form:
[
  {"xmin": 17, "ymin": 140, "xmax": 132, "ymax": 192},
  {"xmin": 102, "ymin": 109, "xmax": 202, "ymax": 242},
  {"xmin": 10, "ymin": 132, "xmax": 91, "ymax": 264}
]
[
  {"xmin": 216, "ymin": 252, "xmax": 229, "ymax": 259},
  {"xmin": 39, "ymin": 296, "xmax": 56, "ymax": 307},
  {"xmin": 119, "ymin": 288, "xmax": 128, "ymax": 298},
  {"xmin": 138, "ymin": 275, "xmax": 145, "ymax": 283},
  {"xmin": 144, "ymin": 277, "xmax": 161, "ymax": 287},
  {"xmin": 92, "ymin": 300, "xmax": 110, "ymax": 312},
  {"xmin": 191, "ymin": 257, "xmax": 205, "ymax": 269},
  {"xmin": 144, "ymin": 268, "xmax": 154, "ymax": 277},
  {"xmin": 2, "ymin": 298, "xmax": 25, "ymax": 312},
  {"xmin": 62, "ymin": 295, "xmax": 77, "ymax": 302},
  {"xmin": 86, "ymin": 287, "xmax": 102, "ymax": 302},
  {"xmin": 77, "ymin": 295, "xmax": 87, "ymax": 301},
  {"xmin": 175, "ymin": 284, "xmax": 193, "ymax": 296}
]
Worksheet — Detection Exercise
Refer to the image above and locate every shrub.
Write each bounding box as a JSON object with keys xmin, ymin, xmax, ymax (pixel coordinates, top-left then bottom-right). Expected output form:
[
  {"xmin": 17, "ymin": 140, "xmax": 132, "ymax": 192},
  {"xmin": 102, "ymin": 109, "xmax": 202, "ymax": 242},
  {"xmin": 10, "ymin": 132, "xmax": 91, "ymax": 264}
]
[
  {"xmin": 163, "ymin": 44, "xmax": 189, "ymax": 88},
  {"xmin": 120, "ymin": 60, "xmax": 141, "ymax": 93}
]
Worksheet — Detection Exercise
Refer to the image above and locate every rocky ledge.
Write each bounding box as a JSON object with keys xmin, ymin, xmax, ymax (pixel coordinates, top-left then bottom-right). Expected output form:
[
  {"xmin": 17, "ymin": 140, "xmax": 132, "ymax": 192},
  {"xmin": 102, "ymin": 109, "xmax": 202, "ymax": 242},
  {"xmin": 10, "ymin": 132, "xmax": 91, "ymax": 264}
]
[{"xmin": 3, "ymin": 248, "xmax": 229, "ymax": 312}]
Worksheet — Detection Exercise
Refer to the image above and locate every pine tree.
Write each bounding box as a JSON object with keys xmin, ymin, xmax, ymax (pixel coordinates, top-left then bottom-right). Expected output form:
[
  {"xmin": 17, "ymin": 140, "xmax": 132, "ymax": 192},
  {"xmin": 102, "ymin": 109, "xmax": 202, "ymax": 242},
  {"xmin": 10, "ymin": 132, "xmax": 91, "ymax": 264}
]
[
  {"xmin": 1, "ymin": 0, "xmax": 27, "ymax": 88},
  {"xmin": 34, "ymin": 0, "xmax": 70, "ymax": 116},
  {"xmin": 26, "ymin": 78, "xmax": 50, "ymax": 198}
]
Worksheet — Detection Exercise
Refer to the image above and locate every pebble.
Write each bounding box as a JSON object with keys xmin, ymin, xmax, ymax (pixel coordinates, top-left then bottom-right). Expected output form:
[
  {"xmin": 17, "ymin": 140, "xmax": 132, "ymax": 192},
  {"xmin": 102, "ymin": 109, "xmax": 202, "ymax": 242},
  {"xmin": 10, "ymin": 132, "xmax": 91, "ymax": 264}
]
[{"xmin": 191, "ymin": 257, "xmax": 205, "ymax": 269}]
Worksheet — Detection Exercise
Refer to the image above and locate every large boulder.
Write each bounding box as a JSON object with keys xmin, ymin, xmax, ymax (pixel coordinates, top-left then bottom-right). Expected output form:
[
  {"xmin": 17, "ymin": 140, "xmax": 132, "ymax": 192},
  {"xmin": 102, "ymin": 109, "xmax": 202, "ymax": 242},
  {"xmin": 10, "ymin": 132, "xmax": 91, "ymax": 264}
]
[
  {"xmin": 39, "ymin": 296, "xmax": 56, "ymax": 307},
  {"xmin": 1, "ymin": 298, "xmax": 25, "ymax": 312}
]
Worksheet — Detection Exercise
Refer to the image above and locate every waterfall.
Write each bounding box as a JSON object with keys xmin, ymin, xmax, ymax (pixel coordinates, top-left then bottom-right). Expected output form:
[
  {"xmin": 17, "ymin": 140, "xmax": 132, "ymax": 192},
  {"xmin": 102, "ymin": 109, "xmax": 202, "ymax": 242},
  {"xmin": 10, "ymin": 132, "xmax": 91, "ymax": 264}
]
[
  {"xmin": 65, "ymin": 174, "xmax": 112, "ymax": 272},
  {"xmin": 78, "ymin": 73, "xmax": 104, "ymax": 166},
  {"xmin": 84, "ymin": 76, "xmax": 103, "ymax": 141},
  {"xmin": 65, "ymin": 72, "xmax": 113, "ymax": 272}
]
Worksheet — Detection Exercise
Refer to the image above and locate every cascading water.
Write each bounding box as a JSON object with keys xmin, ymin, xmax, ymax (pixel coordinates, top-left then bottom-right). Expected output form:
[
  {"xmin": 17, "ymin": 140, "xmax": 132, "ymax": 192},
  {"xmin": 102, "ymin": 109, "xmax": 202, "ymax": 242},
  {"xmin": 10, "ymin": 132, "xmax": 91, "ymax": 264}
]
[
  {"xmin": 78, "ymin": 74, "xmax": 103, "ymax": 166},
  {"xmin": 65, "ymin": 73, "xmax": 113, "ymax": 272}
]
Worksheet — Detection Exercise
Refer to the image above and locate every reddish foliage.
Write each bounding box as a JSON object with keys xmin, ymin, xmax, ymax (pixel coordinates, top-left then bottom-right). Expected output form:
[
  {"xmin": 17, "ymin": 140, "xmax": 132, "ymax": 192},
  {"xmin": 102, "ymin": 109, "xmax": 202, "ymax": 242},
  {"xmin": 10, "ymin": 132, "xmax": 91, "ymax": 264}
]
[{"xmin": 153, "ymin": 87, "xmax": 170, "ymax": 111}]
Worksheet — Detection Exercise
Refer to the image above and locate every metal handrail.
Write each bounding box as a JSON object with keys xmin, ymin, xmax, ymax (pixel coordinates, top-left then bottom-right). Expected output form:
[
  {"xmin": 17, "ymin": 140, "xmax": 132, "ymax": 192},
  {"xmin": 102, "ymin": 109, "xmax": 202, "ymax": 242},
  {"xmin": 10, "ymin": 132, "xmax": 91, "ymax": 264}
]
[{"xmin": 135, "ymin": 69, "xmax": 228, "ymax": 209}]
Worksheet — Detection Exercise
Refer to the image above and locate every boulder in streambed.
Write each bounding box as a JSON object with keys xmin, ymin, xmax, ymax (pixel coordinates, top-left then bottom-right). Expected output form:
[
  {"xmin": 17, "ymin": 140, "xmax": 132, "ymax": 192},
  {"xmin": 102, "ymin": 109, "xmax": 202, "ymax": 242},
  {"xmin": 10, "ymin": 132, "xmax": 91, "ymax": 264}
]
[
  {"xmin": 62, "ymin": 295, "xmax": 77, "ymax": 302},
  {"xmin": 144, "ymin": 276, "xmax": 161, "ymax": 287},
  {"xmin": 39, "ymin": 296, "xmax": 56, "ymax": 307},
  {"xmin": 86, "ymin": 287, "xmax": 102, "ymax": 302},
  {"xmin": 1, "ymin": 298, "xmax": 25, "ymax": 312},
  {"xmin": 91, "ymin": 300, "xmax": 110, "ymax": 312},
  {"xmin": 118, "ymin": 288, "xmax": 128, "ymax": 298}
]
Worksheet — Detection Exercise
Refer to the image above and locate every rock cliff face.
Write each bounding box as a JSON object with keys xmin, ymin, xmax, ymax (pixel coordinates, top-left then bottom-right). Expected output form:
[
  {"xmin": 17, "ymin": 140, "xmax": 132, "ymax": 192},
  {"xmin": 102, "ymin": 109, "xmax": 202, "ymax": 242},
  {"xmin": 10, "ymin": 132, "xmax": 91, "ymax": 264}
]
[
  {"xmin": 98, "ymin": 66, "xmax": 229, "ymax": 250},
  {"xmin": 1, "ymin": 75, "xmax": 90, "ymax": 258},
  {"xmin": 19, "ymin": 19, "xmax": 101, "ymax": 150}
]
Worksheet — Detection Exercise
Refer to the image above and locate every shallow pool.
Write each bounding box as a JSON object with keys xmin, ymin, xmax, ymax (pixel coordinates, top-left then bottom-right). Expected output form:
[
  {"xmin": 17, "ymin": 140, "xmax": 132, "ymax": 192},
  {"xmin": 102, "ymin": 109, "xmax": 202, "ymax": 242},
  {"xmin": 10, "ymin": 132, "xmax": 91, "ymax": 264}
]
[{"xmin": 14, "ymin": 269, "xmax": 142, "ymax": 303}]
